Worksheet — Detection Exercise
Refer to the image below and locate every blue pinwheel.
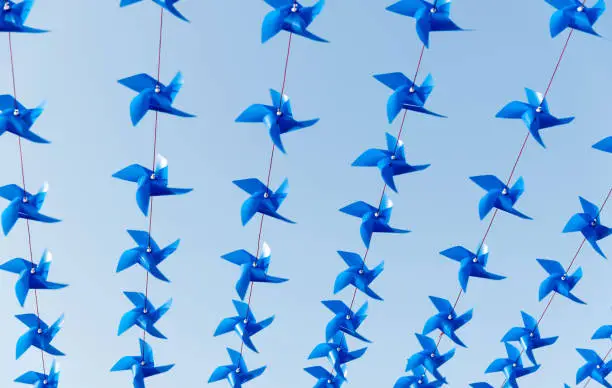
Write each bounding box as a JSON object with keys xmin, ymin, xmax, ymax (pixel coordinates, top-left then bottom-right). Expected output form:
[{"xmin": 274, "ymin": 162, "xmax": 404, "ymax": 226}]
[
  {"xmin": 485, "ymin": 343, "xmax": 540, "ymax": 388},
  {"xmin": 0, "ymin": 0, "xmax": 47, "ymax": 33},
  {"xmin": 221, "ymin": 242, "xmax": 288, "ymax": 300},
  {"xmin": 501, "ymin": 311, "xmax": 559, "ymax": 365},
  {"xmin": 352, "ymin": 132, "xmax": 430, "ymax": 193},
  {"xmin": 118, "ymin": 292, "xmax": 172, "ymax": 340},
  {"xmin": 593, "ymin": 325, "xmax": 612, "ymax": 340},
  {"xmin": 537, "ymin": 258, "xmax": 585, "ymax": 305},
  {"xmin": 117, "ymin": 230, "xmax": 180, "ymax": 282},
  {"xmin": 340, "ymin": 194, "xmax": 409, "ymax": 248},
  {"xmin": 233, "ymin": 178, "xmax": 294, "ymax": 226},
  {"xmin": 15, "ymin": 359, "xmax": 60, "ymax": 388},
  {"xmin": 214, "ymin": 300, "xmax": 275, "ymax": 353},
  {"xmin": 0, "ymin": 95, "xmax": 47, "ymax": 143},
  {"xmin": 374, "ymin": 72, "xmax": 445, "ymax": 123},
  {"xmin": 111, "ymin": 339, "xmax": 174, "ymax": 387},
  {"xmin": 545, "ymin": 0, "xmax": 606, "ymax": 38},
  {"xmin": 16, "ymin": 313, "xmax": 64, "ymax": 359},
  {"xmin": 406, "ymin": 333, "xmax": 455, "ymax": 383},
  {"xmin": 309, "ymin": 332, "xmax": 367, "ymax": 379},
  {"xmin": 470, "ymin": 384, "xmax": 494, "ymax": 388},
  {"xmin": 593, "ymin": 137, "xmax": 612, "ymax": 153},
  {"xmin": 305, "ymin": 366, "xmax": 346, "ymax": 388},
  {"xmin": 575, "ymin": 348, "xmax": 612, "ymax": 388},
  {"xmin": 423, "ymin": 296, "xmax": 473, "ymax": 348},
  {"xmin": 118, "ymin": 72, "xmax": 195, "ymax": 126},
  {"xmin": 119, "ymin": 0, "xmax": 189, "ymax": 22},
  {"xmin": 334, "ymin": 250, "xmax": 384, "ymax": 301},
  {"xmin": 440, "ymin": 243, "xmax": 506, "ymax": 292},
  {"xmin": 209, "ymin": 348, "xmax": 266, "ymax": 386},
  {"xmin": 563, "ymin": 196, "xmax": 611, "ymax": 258},
  {"xmin": 0, "ymin": 182, "xmax": 60, "ymax": 236},
  {"xmin": 0, "ymin": 249, "xmax": 67, "ymax": 307},
  {"xmin": 323, "ymin": 300, "xmax": 370, "ymax": 343},
  {"xmin": 470, "ymin": 175, "xmax": 531, "ymax": 220},
  {"xmin": 113, "ymin": 154, "xmax": 193, "ymax": 216},
  {"xmin": 386, "ymin": 0, "xmax": 466, "ymax": 48},
  {"xmin": 496, "ymin": 88, "xmax": 574, "ymax": 148},
  {"xmin": 236, "ymin": 89, "xmax": 319, "ymax": 154},
  {"xmin": 394, "ymin": 365, "xmax": 445, "ymax": 388},
  {"xmin": 261, "ymin": 0, "xmax": 327, "ymax": 43}
]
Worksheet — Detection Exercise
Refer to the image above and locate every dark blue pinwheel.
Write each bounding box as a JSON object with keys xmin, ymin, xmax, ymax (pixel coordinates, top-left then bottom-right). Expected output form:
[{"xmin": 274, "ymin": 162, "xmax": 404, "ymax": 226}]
[
  {"xmin": 119, "ymin": 0, "xmax": 189, "ymax": 22},
  {"xmin": 118, "ymin": 72, "xmax": 195, "ymax": 126},
  {"xmin": 593, "ymin": 137, "xmax": 612, "ymax": 153},
  {"xmin": 118, "ymin": 291, "xmax": 172, "ymax": 340},
  {"xmin": 440, "ymin": 243, "xmax": 506, "ymax": 292},
  {"xmin": 0, "ymin": 0, "xmax": 47, "ymax": 33},
  {"xmin": 576, "ymin": 348, "xmax": 612, "ymax": 388},
  {"xmin": 537, "ymin": 258, "xmax": 585, "ymax": 305},
  {"xmin": 221, "ymin": 242, "xmax": 288, "ymax": 300},
  {"xmin": 496, "ymin": 88, "xmax": 574, "ymax": 148},
  {"xmin": 233, "ymin": 178, "xmax": 294, "ymax": 226},
  {"xmin": 16, "ymin": 313, "xmax": 64, "ymax": 359},
  {"xmin": 113, "ymin": 154, "xmax": 193, "ymax": 216},
  {"xmin": 111, "ymin": 338, "xmax": 174, "ymax": 388},
  {"xmin": 352, "ymin": 132, "xmax": 430, "ymax": 193},
  {"xmin": 394, "ymin": 365, "xmax": 445, "ymax": 388},
  {"xmin": 593, "ymin": 325, "xmax": 612, "ymax": 340},
  {"xmin": 16, "ymin": 359, "xmax": 60, "ymax": 388},
  {"xmin": 340, "ymin": 194, "xmax": 409, "ymax": 248},
  {"xmin": 545, "ymin": 0, "xmax": 606, "ymax": 38},
  {"xmin": 0, "ymin": 95, "xmax": 47, "ymax": 143},
  {"xmin": 323, "ymin": 300, "xmax": 370, "ymax": 343},
  {"xmin": 261, "ymin": 0, "xmax": 327, "ymax": 43},
  {"xmin": 406, "ymin": 333, "xmax": 455, "ymax": 383},
  {"xmin": 374, "ymin": 72, "xmax": 445, "ymax": 123},
  {"xmin": 470, "ymin": 175, "xmax": 531, "ymax": 220},
  {"xmin": 485, "ymin": 343, "xmax": 540, "ymax": 388},
  {"xmin": 309, "ymin": 332, "xmax": 367, "ymax": 379},
  {"xmin": 0, "ymin": 183, "xmax": 60, "ymax": 236},
  {"xmin": 236, "ymin": 89, "xmax": 319, "ymax": 154},
  {"xmin": 0, "ymin": 249, "xmax": 67, "ymax": 307},
  {"xmin": 423, "ymin": 296, "xmax": 473, "ymax": 348},
  {"xmin": 501, "ymin": 311, "xmax": 559, "ymax": 365},
  {"xmin": 563, "ymin": 196, "xmax": 611, "ymax": 258},
  {"xmin": 305, "ymin": 366, "xmax": 346, "ymax": 388},
  {"xmin": 386, "ymin": 0, "xmax": 466, "ymax": 48},
  {"xmin": 209, "ymin": 348, "xmax": 266, "ymax": 386},
  {"xmin": 214, "ymin": 300, "xmax": 275, "ymax": 353},
  {"xmin": 117, "ymin": 230, "xmax": 180, "ymax": 282},
  {"xmin": 334, "ymin": 250, "xmax": 384, "ymax": 301}
]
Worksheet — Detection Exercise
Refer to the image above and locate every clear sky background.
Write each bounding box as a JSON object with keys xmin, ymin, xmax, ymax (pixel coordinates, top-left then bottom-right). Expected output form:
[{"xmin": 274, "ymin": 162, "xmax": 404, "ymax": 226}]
[{"xmin": 0, "ymin": 0, "xmax": 610, "ymax": 387}]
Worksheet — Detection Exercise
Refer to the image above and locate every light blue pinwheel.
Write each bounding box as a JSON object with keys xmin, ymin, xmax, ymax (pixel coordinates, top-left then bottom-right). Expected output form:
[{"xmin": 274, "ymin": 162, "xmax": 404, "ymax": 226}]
[
  {"xmin": 406, "ymin": 333, "xmax": 455, "ymax": 383},
  {"xmin": 0, "ymin": 0, "xmax": 47, "ymax": 33},
  {"xmin": 111, "ymin": 339, "xmax": 174, "ymax": 388},
  {"xmin": 233, "ymin": 178, "xmax": 294, "ymax": 226},
  {"xmin": 117, "ymin": 230, "xmax": 180, "ymax": 282},
  {"xmin": 470, "ymin": 175, "xmax": 531, "ymax": 220},
  {"xmin": 545, "ymin": 0, "xmax": 606, "ymax": 38},
  {"xmin": 593, "ymin": 137, "xmax": 612, "ymax": 153},
  {"xmin": 118, "ymin": 292, "xmax": 172, "ymax": 340},
  {"xmin": 209, "ymin": 348, "xmax": 266, "ymax": 386},
  {"xmin": 485, "ymin": 343, "xmax": 540, "ymax": 388},
  {"xmin": 563, "ymin": 196, "xmax": 611, "ymax": 258},
  {"xmin": 261, "ymin": 0, "xmax": 327, "ymax": 43},
  {"xmin": 334, "ymin": 250, "xmax": 384, "ymax": 301},
  {"xmin": 0, "ymin": 95, "xmax": 47, "ymax": 143},
  {"xmin": 501, "ymin": 311, "xmax": 559, "ymax": 365},
  {"xmin": 323, "ymin": 300, "xmax": 370, "ymax": 343},
  {"xmin": 423, "ymin": 296, "xmax": 473, "ymax": 348},
  {"xmin": 214, "ymin": 300, "xmax": 275, "ymax": 353},
  {"xmin": 537, "ymin": 258, "xmax": 585, "ymax": 305},
  {"xmin": 575, "ymin": 348, "xmax": 612, "ymax": 388},
  {"xmin": 16, "ymin": 313, "xmax": 64, "ymax": 359},
  {"xmin": 119, "ymin": 0, "xmax": 190, "ymax": 22},
  {"xmin": 0, "ymin": 182, "xmax": 60, "ymax": 236},
  {"xmin": 309, "ymin": 332, "xmax": 367, "ymax": 379},
  {"xmin": 15, "ymin": 359, "xmax": 60, "ymax": 387},
  {"xmin": 440, "ymin": 243, "xmax": 506, "ymax": 292}
]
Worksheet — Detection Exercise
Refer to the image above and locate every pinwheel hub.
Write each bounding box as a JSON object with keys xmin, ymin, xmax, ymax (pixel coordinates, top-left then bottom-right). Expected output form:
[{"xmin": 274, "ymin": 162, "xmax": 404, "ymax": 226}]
[
  {"xmin": 535, "ymin": 106, "xmax": 542, "ymax": 113},
  {"xmin": 345, "ymin": 314, "xmax": 351, "ymax": 320},
  {"xmin": 276, "ymin": 110, "xmax": 282, "ymax": 116},
  {"xmin": 430, "ymin": 7, "xmax": 437, "ymax": 13},
  {"xmin": 3, "ymin": 2, "xmax": 10, "ymax": 11},
  {"xmin": 529, "ymin": 332, "xmax": 534, "ymax": 337},
  {"xmin": 418, "ymin": 379, "xmax": 423, "ymax": 384},
  {"xmin": 244, "ymin": 318, "xmax": 248, "ymax": 324},
  {"xmin": 512, "ymin": 363, "xmax": 517, "ymax": 367},
  {"xmin": 141, "ymin": 360, "xmax": 146, "ymax": 366},
  {"xmin": 472, "ymin": 258, "xmax": 478, "ymax": 263},
  {"xmin": 154, "ymin": 85, "xmax": 161, "ymax": 94},
  {"xmin": 501, "ymin": 188, "xmax": 508, "ymax": 195},
  {"xmin": 43, "ymin": 380, "xmax": 47, "ymax": 385},
  {"xmin": 447, "ymin": 315, "xmax": 453, "ymax": 320},
  {"xmin": 561, "ymin": 275, "xmax": 566, "ymax": 280},
  {"xmin": 13, "ymin": 108, "xmax": 19, "ymax": 116},
  {"xmin": 291, "ymin": 3, "xmax": 298, "ymax": 12},
  {"xmin": 252, "ymin": 261, "xmax": 257, "ymax": 267},
  {"xmin": 235, "ymin": 368, "xmax": 241, "ymax": 373},
  {"xmin": 328, "ymin": 380, "xmax": 332, "ymax": 384},
  {"xmin": 37, "ymin": 328, "xmax": 43, "ymax": 334},
  {"xmin": 22, "ymin": 196, "xmax": 28, "ymax": 203},
  {"xmin": 597, "ymin": 365, "xmax": 601, "ymax": 369},
  {"xmin": 146, "ymin": 247, "xmax": 152, "ymax": 253},
  {"xmin": 577, "ymin": 5, "xmax": 584, "ymax": 12},
  {"xmin": 430, "ymin": 353, "xmax": 435, "ymax": 358},
  {"xmin": 337, "ymin": 346, "xmax": 342, "ymax": 352},
  {"xmin": 409, "ymin": 86, "xmax": 416, "ymax": 93},
  {"xmin": 374, "ymin": 212, "xmax": 379, "ymax": 217},
  {"xmin": 150, "ymin": 173, "xmax": 156, "ymax": 180},
  {"xmin": 143, "ymin": 308, "xmax": 148, "ymax": 314},
  {"xmin": 30, "ymin": 268, "xmax": 36, "ymax": 274},
  {"xmin": 591, "ymin": 220, "xmax": 597, "ymax": 226},
  {"xmin": 358, "ymin": 269, "xmax": 364, "ymax": 274},
  {"xmin": 391, "ymin": 155, "xmax": 397, "ymax": 160},
  {"xmin": 264, "ymin": 192, "xmax": 269, "ymax": 198}
]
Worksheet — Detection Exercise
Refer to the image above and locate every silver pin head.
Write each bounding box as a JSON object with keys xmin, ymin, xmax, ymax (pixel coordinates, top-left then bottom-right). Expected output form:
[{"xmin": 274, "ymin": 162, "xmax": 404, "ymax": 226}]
[
  {"xmin": 30, "ymin": 268, "xmax": 36, "ymax": 274},
  {"xmin": 345, "ymin": 314, "xmax": 351, "ymax": 320},
  {"xmin": 154, "ymin": 85, "xmax": 161, "ymax": 94},
  {"xmin": 447, "ymin": 315, "xmax": 453, "ymax": 320},
  {"xmin": 146, "ymin": 247, "xmax": 152, "ymax": 253},
  {"xmin": 3, "ymin": 2, "xmax": 10, "ymax": 11},
  {"xmin": 235, "ymin": 368, "xmax": 241, "ymax": 373},
  {"xmin": 13, "ymin": 108, "xmax": 19, "ymax": 116},
  {"xmin": 22, "ymin": 197, "xmax": 28, "ymax": 203},
  {"xmin": 291, "ymin": 3, "xmax": 298, "ymax": 12},
  {"xmin": 472, "ymin": 258, "xmax": 478, "ymax": 263},
  {"xmin": 535, "ymin": 106, "xmax": 543, "ymax": 113},
  {"xmin": 358, "ymin": 269, "xmax": 364, "ymax": 275},
  {"xmin": 374, "ymin": 212, "xmax": 379, "ymax": 217},
  {"xmin": 409, "ymin": 86, "xmax": 416, "ymax": 93},
  {"xmin": 577, "ymin": 5, "xmax": 584, "ymax": 12},
  {"xmin": 143, "ymin": 308, "xmax": 148, "ymax": 314},
  {"xmin": 276, "ymin": 110, "xmax": 283, "ymax": 116},
  {"xmin": 430, "ymin": 7, "xmax": 437, "ymax": 13},
  {"xmin": 37, "ymin": 328, "xmax": 43, "ymax": 334},
  {"xmin": 501, "ymin": 188, "xmax": 508, "ymax": 195},
  {"xmin": 391, "ymin": 155, "xmax": 397, "ymax": 160}
]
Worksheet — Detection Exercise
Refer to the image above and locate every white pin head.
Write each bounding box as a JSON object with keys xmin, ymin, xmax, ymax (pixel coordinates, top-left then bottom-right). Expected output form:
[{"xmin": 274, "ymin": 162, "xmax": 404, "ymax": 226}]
[
  {"xmin": 146, "ymin": 247, "xmax": 152, "ymax": 253},
  {"xmin": 535, "ymin": 106, "xmax": 543, "ymax": 113},
  {"xmin": 345, "ymin": 314, "xmax": 351, "ymax": 320},
  {"xmin": 409, "ymin": 86, "xmax": 416, "ymax": 93},
  {"xmin": 13, "ymin": 108, "xmax": 19, "ymax": 116},
  {"xmin": 30, "ymin": 267, "xmax": 36, "ymax": 274},
  {"xmin": 577, "ymin": 5, "xmax": 584, "ymax": 12},
  {"xmin": 3, "ymin": 2, "xmax": 10, "ymax": 11},
  {"xmin": 447, "ymin": 315, "xmax": 453, "ymax": 320},
  {"xmin": 430, "ymin": 7, "xmax": 437, "ymax": 13},
  {"xmin": 154, "ymin": 85, "xmax": 161, "ymax": 94},
  {"xmin": 501, "ymin": 188, "xmax": 508, "ymax": 195}
]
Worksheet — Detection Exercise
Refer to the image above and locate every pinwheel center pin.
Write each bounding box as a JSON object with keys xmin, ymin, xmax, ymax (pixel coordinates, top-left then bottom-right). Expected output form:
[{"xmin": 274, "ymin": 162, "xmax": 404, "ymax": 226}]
[
  {"xmin": 43, "ymin": 380, "xmax": 47, "ymax": 385},
  {"xmin": 141, "ymin": 360, "xmax": 146, "ymax": 366},
  {"xmin": 430, "ymin": 353, "xmax": 435, "ymax": 358},
  {"xmin": 150, "ymin": 173, "xmax": 156, "ymax": 180},
  {"xmin": 591, "ymin": 220, "xmax": 597, "ymax": 226},
  {"xmin": 501, "ymin": 188, "xmax": 508, "ymax": 195},
  {"xmin": 252, "ymin": 261, "xmax": 257, "ymax": 267},
  {"xmin": 358, "ymin": 269, "xmax": 364, "ymax": 274},
  {"xmin": 535, "ymin": 106, "xmax": 543, "ymax": 113},
  {"xmin": 143, "ymin": 308, "xmax": 148, "ymax": 314},
  {"xmin": 291, "ymin": 3, "xmax": 298, "ymax": 12},
  {"xmin": 235, "ymin": 368, "xmax": 241, "ymax": 373},
  {"xmin": 447, "ymin": 315, "xmax": 453, "ymax": 320},
  {"xmin": 3, "ymin": 2, "xmax": 10, "ymax": 11},
  {"xmin": 328, "ymin": 380, "xmax": 332, "ymax": 384},
  {"xmin": 391, "ymin": 155, "xmax": 397, "ymax": 160},
  {"xmin": 30, "ymin": 268, "xmax": 36, "ymax": 274},
  {"xmin": 577, "ymin": 5, "xmax": 584, "ymax": 12},
  {"xmin": 337, "ymin": 346, "xmax": 342, "ymax": 352},
  {"xmin": 597, "ymin": 365, "xmax": 601, "ymax": 369},
  {"xmin": 37, "ymin": 328, "xmax": 42, "ymax": 334},
  {"xmin": 13, "ymin": 108, "xmax": 19, "ymax": 116},
  {"xmin": 513, "ymin": 363, "xmax": 517, "ymax": 367},
  {"xmin": 374, "ymin": 212, "xmax": 379, "ymax": 217},
  {"xmin": 562, "ymin": 274, "xmax": 567, "ymax": 280},
  {"xmin": 243, "ymin": 318, "xmax": 248, "ymax": 324},
  {"xmin": 22, "ymin": 196, "xmax": 28, "ymax": 203},
  {"xmin": 409, "ymin": 86, "xmax": 416, "ymax": 93},
  {"xmin": 146, "ymin": 247, "xmax": 152, "ymax": 253},
  {"xmin": 418, "ymin": 379, "xmax": 423, "ymax": 384},
  {"xmin": 529, "ymin": 332, "xmax": 534, "ymax": 337},
  {"xmin": 430, "ymin": 7, "xmax": 437, "ymax": 13},
  {"xmin": 264, "ymin": 192, "xmax": 269, "ymax": 198},
  {"xmin": 154, "ymin": 85, "xmax": 161, "ymax": 94},
  {"xmin": 472, "ymin": 258, "xmax": 478, "ymax": 263},
  {"xmin": 345, "ymin": 314, "xmax": 351, "ymax": 320}
]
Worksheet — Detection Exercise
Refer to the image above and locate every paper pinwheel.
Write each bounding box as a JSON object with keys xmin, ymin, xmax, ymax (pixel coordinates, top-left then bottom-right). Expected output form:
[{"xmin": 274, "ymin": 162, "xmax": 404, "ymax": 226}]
[
  {"xmin": 309, "ymin": 332, "xmax": 367, "ymax": 378},
  {"xmin": 214, "ymin": 300, "xmax": 275, "ymax": 353},
  {"xmin": 119, "ymin": 0, "xmax": 189, "ymax": 22},
  {"xmin": 236, "ymin": 89, "xmax": 318, "ymax": 154},
  {"xmin": 118, "ymin": 291, "xmax": 172, "ymax": 339},
  {"xmin": 117, "ymin": 230, "xmax": 180, "ymax": 282},
  {"xmin": 575, "ymin": 348, "xmax": 612, "ymax": 387},
  {"xmin": 406, "ymin": 333, "xmax": 455, "ymax": 383},
  {"xmin": 563, "ymin": 196, "xmax": 611, "ymax": 258},
  {"xmin": 386, "ymin": 0, "xmax": 465, "ymax": 48},
  {"xmin": 537, "ymin": 258, "xmax": 585, "ymax": 305},
  {"xmin": 593, "ymin": 137, "xmax": 612, "ymax": 153},
  {"xmin": 423, "ymin": 296, "xmax": 473, "ymax": 348},
  {"xmin": 0, "ymin": 95, "xmax": 47, "ymax": 143},
  {"xmin": 0, "ymin": 249, "xmax": 67, "ymax": 307},
  {"xmin": 208, "ymin": 348, "xmax": 266, "ymax": 386},
  {"xmin": 0, "ymin": 183, "xmax": 60, "ymax": 236},
  {"xmin": 374, "ymin": 72, "xmax": 445, "ymax": 123},
  {"xmin": 221, "ymin": 242, "xmax": 288, "ymax": 300},
  {"xmin": 0, "ymin": 0, "xmax": 47, "ymax": 33},
  {"xmin": 340, "ymin": 194, "xmax": 409, "ymax": 248},
  {"xmin": 113, "ymin": 154, "xmax": 193, "ymax": 216},
  {"xmin": 496, "ymin": 88, "xmax": 574, "ymax": 148},
  {"xmin": 15, "ymin": 359, "xmax": 60, "ymax": 388},
  {"xmin": 593, "ymin": 325, "xmax": 612, "ymax": 340},
  {"xmin": 233, "ymin": 178, "xmax": 294, "ymax": 226},
  {"xmin": 111, "ymin": 339, "xmax": 174, "ymax": 387},
  {"xmin": 118, "ymin": 72, "xmax": 194, "ymax": 126},
  {"xmin": 305, "ymin": 366, "xmax": 346, "ymax": 388},
  {"xmin": 261, "ymin": 0, "xmax": 327, "ymax": 43},
  {"xmin": 352, "ymin": 132, "xmax": 430, "ymax": 193},
  {"xmin": 470, "ymin": 175, "xmax": 531, "ymax": 220},
  {"xmin": 394, "ymin": 365, "xmax": 445, "ymax": 388},
  {"xmin": 334, "ymin": 251, "xmax": 384, "ymax": 301},
  {"xmin": 470, "ymin": 383, "xmax": 494, "ymax": 388},
  {"xmin": 545, "ymin": 0, "xmax": 606, "ymax": 38},
  {"xmin": 16, "ymin": 313, "xmax": 64, "ymax": 359},
  {"xmin": 323, "ymin": 300, "xmax": 370, "ymax": 343},
  {"xmin": 485, "ymin": 343, "xmax": 540, "ymax": 388},
  {"xmin": 440, "ymin": 243, "xmax": 506, "ymax": 292},
  {"xmin": 501, "ymin": 311, "xmax": 559, "ymax": 365}
]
